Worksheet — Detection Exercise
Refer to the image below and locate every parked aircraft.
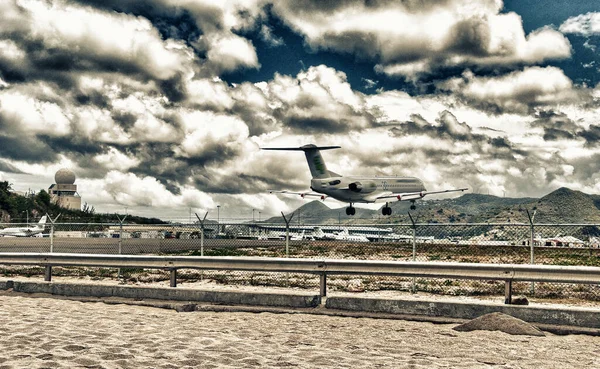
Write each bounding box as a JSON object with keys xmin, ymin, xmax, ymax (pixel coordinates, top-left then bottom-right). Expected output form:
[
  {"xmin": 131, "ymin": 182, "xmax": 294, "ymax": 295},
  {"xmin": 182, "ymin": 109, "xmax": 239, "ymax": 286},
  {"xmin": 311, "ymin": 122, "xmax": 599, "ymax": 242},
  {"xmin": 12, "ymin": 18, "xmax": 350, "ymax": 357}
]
[
  {"xmin": 263, "ymin": 144, "xmax": 468, "ymax": 216},
  {"xmin": 333, "ymin": 228, "xmax": 370, "ymax": 242},
  {"xmin": 312, "ymin": 227, "xmax": 337, "ymax": 240},
  {"xmin": 0, "ymin": 216, "xmax": 47, "ymax": 237},
  {"xmin": 290, "ymin": 230, "xmax": 314, "ymax": 241}
]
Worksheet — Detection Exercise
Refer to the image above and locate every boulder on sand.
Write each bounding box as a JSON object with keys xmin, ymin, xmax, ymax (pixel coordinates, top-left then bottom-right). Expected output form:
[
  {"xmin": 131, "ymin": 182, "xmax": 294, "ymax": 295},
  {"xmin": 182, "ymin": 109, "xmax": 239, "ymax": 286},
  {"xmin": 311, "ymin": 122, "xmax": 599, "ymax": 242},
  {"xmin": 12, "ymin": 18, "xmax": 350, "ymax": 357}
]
[{"xmin": 453, "ymin": 312, "xmax": 545, "ymax": 336}]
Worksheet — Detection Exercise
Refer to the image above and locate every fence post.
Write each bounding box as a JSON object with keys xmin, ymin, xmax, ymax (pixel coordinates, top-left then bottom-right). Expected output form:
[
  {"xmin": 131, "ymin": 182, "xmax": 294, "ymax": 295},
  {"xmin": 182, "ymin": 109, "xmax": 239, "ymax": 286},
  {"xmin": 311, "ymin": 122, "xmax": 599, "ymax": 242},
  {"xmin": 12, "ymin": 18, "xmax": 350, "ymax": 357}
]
[
  {"xmin": 526, "ymin": 209, "xmax": 537, "ymax": 295},
  {"xmin": 116, "ymin": 215, "xmax": 128, "ymax": 255},
  {"xmin": 46, "ymin": 213, "xmax": 61, "ymax": 253},
  {"xmin": 408, "ymin": 212, "xmax": 418, "ymax": 293},
  {"xmin": 116, "ymin": 214, "xmax": 127, "ymax": 278},
  {"xmin": 282, "ymin": 212, "xmax": 295, "ymax": 288},
  {"xmin": 194, "ymin": 212, "xmax": 209, "ymax": 257},
  {"xmin": 281, "ymin": 212, "xmax": 295, "ymax": 258}
]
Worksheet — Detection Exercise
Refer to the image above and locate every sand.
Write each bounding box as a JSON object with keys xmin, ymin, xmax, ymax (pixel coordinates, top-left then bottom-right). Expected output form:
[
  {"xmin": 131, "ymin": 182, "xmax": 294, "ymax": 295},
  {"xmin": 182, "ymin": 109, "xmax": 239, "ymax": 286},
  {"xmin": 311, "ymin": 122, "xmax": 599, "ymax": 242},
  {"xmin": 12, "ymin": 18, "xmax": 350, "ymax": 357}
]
[{"xmin": 1, "ymin": 295, "xmax": 599, "ymax": 368}]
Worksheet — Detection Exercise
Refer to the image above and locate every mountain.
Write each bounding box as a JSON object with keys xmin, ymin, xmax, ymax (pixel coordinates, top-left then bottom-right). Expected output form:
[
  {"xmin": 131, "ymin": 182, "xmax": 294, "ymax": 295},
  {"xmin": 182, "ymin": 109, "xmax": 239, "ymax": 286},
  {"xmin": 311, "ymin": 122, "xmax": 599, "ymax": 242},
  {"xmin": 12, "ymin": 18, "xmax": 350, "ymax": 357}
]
[
  {"xmin": 265, "ymin": 188, "xmax": 600, "ymax": 224},
  {"xmin": 264, "ymin": 200, "xmax": 377, "ymax": 224},
  {"xmin": 489, "ymin": 187, "xmax": 600, "ymax": 224}
]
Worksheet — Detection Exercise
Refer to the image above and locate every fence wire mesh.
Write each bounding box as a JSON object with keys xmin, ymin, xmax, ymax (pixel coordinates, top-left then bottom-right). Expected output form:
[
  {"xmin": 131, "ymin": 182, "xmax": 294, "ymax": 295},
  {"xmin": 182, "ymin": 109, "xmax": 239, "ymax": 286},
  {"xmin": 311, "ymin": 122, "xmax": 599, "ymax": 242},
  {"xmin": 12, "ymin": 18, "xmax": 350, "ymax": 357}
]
[{"xmin": 1, "ymin": 220, "xmax": 600, "ymax": 300}]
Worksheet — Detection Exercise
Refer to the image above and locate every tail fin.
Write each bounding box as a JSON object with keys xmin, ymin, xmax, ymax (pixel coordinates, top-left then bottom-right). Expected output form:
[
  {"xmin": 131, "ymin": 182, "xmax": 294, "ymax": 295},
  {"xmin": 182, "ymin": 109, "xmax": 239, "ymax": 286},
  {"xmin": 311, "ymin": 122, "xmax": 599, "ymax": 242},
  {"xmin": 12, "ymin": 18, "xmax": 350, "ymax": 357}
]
[
  {"xmin": 262, "ymin": 144, "xmax": 340, "ymax": 179},
  {"xmin": 37, "ymin": 216, "xmax": 47, "ymax": 228}
]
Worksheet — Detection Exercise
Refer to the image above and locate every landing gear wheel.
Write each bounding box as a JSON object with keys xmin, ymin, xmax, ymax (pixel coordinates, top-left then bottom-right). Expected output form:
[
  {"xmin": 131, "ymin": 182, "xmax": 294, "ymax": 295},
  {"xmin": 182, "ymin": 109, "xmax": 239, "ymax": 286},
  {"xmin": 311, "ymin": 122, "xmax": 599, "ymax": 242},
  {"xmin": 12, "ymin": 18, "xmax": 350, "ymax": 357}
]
[
  {"xmin": 345, "ymin": 206, "xmax": 356, "ymax": 216},
  {"xmin": 382, "ymin": 206, "xmax": 392, "ymax": 216},
  {"xmin": 410, "ymin": 204, "xmax": 416, "ymax": 210}
]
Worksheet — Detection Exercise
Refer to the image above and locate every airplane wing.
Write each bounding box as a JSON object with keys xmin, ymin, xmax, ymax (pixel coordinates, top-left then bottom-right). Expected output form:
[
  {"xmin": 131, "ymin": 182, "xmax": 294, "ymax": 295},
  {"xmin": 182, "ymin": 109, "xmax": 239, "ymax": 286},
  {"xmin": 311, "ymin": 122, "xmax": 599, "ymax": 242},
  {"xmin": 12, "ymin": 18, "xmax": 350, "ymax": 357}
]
[
  {"xmin": 373, "ymin": 187, "xmax": 468, "ymax": 203},
  {"xmin": 268, "ymin": 190, "xmax": 328, "ymax": 201}
]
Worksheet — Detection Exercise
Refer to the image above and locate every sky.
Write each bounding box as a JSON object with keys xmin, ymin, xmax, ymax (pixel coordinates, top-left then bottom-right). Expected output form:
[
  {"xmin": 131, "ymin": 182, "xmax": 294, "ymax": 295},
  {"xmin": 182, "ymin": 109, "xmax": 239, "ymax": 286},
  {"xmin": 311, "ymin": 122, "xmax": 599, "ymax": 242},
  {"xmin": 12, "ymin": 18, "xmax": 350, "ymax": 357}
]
[{"xmin": 0, "ymin": 0, "xmax": 599, "ymax": 221}]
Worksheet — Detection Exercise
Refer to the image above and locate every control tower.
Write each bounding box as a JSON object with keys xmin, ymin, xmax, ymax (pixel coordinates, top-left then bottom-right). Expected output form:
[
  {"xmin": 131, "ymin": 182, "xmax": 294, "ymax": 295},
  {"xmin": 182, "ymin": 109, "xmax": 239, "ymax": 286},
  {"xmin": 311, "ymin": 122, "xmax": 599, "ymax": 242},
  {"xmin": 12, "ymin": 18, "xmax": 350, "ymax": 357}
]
[{"xmin": 48, "ymin": 168, "xmax": 82, "ymax": 210}]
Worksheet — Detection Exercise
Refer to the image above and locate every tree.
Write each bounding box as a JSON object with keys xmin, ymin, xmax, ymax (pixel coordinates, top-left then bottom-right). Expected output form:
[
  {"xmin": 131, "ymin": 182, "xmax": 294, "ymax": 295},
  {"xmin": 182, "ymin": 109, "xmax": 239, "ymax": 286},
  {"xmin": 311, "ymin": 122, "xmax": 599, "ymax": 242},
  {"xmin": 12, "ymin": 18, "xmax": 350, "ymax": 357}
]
[{"xmin": 35, "ymin": 190, "xmax": 51, "ymax": 208}]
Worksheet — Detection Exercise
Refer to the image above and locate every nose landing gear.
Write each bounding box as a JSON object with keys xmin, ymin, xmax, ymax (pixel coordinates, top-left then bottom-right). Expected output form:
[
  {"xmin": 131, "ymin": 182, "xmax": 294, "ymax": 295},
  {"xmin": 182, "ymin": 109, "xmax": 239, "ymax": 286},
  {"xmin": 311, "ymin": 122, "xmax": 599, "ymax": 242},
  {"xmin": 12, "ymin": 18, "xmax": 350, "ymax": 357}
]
[{"xmin": 410, "ymin": 200, "xmax": 416, "ymax": 210}]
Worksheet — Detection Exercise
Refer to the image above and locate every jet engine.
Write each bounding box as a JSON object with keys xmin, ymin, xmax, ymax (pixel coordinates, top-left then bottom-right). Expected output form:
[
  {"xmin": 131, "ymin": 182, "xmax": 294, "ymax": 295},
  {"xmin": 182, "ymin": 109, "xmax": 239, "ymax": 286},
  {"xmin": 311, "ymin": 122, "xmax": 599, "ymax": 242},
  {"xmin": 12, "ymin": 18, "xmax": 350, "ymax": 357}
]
[{"xmin": 348, "ymin": 181, "xmax": 376, "ymax": 193}]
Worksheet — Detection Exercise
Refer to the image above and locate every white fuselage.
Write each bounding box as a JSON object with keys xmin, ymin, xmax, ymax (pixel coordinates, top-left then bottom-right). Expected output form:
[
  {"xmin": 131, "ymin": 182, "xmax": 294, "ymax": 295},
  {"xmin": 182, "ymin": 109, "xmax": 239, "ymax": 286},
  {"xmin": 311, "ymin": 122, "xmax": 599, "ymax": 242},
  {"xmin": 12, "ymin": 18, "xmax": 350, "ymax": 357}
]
[
  {"xmin": 310, "ymin": 175, "xmax": 426, "ymax": 203},
  {"xmin": 0, "ymin": 226, "xmax": 44, "ymax": 237}
]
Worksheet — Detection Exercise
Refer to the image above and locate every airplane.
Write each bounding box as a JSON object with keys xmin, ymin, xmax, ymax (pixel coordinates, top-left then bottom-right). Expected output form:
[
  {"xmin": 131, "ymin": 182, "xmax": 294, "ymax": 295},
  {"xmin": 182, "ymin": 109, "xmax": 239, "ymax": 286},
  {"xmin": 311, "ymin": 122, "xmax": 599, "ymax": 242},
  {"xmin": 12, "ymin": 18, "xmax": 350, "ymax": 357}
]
[
  {"xmin": 312, "ymin": 227, "xmax": 337, "ymax": 240},
  {"xmin": 0, "ymin": 216, "xmax": 48, "ymax": 237},
  {"xmin": 263, "ymin": 144, "xmax": 468, "ymax": 216},
  {"xmin": 290, "ymin": 230, "xmax": 314, "ymax": 241},
  {"xmin": 333, "ymin": 228, "xmax": 370, "ymax": 242}
]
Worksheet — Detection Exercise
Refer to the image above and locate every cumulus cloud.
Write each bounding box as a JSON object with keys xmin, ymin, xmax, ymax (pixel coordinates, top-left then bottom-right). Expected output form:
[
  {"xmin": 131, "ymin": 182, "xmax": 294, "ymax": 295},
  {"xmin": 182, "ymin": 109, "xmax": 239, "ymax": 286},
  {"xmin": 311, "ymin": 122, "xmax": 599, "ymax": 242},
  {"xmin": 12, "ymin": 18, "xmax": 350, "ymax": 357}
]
[
  {"xmin": 0, "ymin": 0, "xmax": 195, "ymax": 85},
  {"xmin": 71, "ymin": 0, "xmax": 265, "ymax": 76},
  {"xmin": 262, "ymin": 66, "xmax": 374, "ymax": 133},
  {"xmin": 259, "ymin": 24, "xmax": 284, "ymax": 47},
  {"xmin": 271, "ymin": 0, "xmax": 571, "ymax": 79},
  {"xmin": 2, "ymin": 0, "xmax": 600, "ymax": 219},
  {"xmin": 200, "ymin": 33, "xmax": 260, "ymax": 74},
  {"xmin": 97, "ymin": 171, "xmax": 215, "ymax": 209},
  {"xmin": 437, "ymin": 67, "xmax": 586, "ymax": 114},
  {"xmin": 560, "ymin": 12, "xmax": 600, "ymax": 36}
]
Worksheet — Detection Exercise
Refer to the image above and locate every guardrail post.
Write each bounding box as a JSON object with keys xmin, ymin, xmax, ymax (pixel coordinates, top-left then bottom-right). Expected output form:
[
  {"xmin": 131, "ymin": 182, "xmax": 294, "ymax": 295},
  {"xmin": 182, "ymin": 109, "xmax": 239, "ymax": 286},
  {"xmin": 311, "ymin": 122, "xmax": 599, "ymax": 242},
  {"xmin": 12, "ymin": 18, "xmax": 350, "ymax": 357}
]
[
  {"xmin": 408, "ymin": 212, "xmax": 418, "ymax": 293},
  {"xmin": 504, "ymin": 280, "xmax": 513, "ymax": 304},
  {"xmin": 170, "ymin": 269, "xmax": 177, "ymax": 287},
  {"xmin": 44, "ymin": 265, "xmax": 52, "ymax": 282},
  {"xmin": 320, "ymin": 273, "xmax": 327, "ymax": 298},
  {"xmin": 526, "ymin": 209, "xmax": 537, "ymax": 295}
]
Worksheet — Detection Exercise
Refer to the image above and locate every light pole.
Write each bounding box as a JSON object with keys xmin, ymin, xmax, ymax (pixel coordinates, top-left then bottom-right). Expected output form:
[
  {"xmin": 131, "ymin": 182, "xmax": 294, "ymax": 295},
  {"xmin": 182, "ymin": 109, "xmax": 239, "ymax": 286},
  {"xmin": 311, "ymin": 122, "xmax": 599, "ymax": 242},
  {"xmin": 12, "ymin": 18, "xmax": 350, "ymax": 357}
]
[
  {"xmin": 217, "ymin": 205, "xmax": 221, "ymax": 236},
  {"xmin": 252, "ymin": 208, "xmax": 255, "ymax": 222},
  {"xmin": 259, "ymin": 211, "xmax": 261, "ymax": 222}
]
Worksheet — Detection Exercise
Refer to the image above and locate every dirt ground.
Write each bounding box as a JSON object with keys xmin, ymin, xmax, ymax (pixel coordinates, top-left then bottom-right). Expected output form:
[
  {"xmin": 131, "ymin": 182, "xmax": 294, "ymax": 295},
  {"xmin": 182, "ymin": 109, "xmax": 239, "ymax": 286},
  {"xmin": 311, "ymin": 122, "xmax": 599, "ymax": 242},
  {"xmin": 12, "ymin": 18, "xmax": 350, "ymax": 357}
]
[{"xmin": 1, "ymin": 293, "xmax": 600, "ymax": 369}]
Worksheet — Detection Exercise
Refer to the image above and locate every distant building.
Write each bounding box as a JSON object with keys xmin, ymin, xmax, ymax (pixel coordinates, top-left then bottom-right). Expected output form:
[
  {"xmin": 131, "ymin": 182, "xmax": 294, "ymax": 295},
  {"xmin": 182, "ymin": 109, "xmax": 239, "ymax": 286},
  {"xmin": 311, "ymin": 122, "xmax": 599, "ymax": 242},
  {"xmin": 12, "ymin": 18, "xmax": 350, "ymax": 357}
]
[{"xmin": 48, "ymin": 168, "xmax": 81, "ymax": 210}]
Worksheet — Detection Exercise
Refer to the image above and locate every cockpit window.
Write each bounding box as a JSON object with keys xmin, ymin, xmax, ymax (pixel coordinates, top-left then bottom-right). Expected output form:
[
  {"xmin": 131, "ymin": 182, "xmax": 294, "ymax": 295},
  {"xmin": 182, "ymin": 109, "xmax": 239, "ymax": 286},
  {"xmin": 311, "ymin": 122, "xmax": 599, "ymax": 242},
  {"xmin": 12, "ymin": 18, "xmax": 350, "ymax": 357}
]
[{"xmin": 328, "ymin": 180, "xmax": 341, "ymax": 185}]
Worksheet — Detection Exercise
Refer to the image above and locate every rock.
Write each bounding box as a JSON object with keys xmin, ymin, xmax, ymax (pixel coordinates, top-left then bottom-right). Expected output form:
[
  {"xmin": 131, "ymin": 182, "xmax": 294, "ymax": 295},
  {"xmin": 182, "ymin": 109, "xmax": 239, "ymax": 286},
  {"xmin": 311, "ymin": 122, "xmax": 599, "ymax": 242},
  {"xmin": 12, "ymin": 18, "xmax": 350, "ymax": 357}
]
[
  {"xmin": 346, "ymin": 279, "xmax": 365, "ymax": 292},
  {"xmin": 511, "ymin": 295, "xmax": 529, "ymax": 305},
  {"xmin": 175, "ymin": 303, "xmax": 197, "ymax": 313},
  {"xmin": 453, "ymin": 312, "xmax": 545, "ymax": 336}
]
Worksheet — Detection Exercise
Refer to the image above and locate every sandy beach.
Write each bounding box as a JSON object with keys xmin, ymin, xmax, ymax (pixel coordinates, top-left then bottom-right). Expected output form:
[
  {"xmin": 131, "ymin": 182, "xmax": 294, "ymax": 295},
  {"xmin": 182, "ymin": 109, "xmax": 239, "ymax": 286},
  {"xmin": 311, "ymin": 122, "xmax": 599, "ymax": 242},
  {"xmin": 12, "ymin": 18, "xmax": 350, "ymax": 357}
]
[{"xmin": 0, "ymin": 294, "xmax": 599, "ymax": 368}]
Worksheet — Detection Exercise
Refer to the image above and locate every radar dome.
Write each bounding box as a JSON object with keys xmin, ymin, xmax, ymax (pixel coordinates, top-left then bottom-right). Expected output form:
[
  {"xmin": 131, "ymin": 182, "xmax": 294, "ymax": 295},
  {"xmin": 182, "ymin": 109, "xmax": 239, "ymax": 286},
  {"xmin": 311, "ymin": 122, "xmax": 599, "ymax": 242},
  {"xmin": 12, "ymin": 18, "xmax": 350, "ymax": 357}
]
[{"xmin": 55, "ymin": 168, "xmax": 76, "ymax": 185}]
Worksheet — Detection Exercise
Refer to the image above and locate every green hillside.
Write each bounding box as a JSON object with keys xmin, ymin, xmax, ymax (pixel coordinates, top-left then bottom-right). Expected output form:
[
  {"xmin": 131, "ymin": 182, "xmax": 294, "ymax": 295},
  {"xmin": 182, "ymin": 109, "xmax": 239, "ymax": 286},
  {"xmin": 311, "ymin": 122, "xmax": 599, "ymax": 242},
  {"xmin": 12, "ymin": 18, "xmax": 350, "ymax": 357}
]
[
  {"xmin": 0, "ymin": 181, "xmax": 166, "ymax": 224},
  {"xmin": 266, "ymin": 188, "xmax": 600, "ymax": 225}
]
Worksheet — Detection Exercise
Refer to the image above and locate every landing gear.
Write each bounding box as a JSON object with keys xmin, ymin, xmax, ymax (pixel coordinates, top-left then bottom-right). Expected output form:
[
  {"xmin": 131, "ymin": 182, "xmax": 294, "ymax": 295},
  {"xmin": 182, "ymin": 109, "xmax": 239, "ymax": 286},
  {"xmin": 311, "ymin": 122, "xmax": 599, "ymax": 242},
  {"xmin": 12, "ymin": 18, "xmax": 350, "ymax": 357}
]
[
  {"xmin": 345, "ymin": 204, "xmax": 356, "ymax": 216},
  {"xmin": 382, "ymin": 203, "xmax": 392, "ymax": 216},
  {"xmin": 410, "ymin": 200, "xmax": 416, "ymax": 211}
]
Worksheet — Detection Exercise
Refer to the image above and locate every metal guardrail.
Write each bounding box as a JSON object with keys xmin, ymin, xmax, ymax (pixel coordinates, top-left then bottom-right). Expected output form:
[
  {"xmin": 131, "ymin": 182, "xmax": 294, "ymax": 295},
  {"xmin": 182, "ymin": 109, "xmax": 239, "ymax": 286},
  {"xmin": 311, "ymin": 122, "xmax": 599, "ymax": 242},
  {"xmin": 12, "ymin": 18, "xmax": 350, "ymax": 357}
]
[{"xmin": 2, "ymin": 253, "xmax": 600, "ymax": 304}]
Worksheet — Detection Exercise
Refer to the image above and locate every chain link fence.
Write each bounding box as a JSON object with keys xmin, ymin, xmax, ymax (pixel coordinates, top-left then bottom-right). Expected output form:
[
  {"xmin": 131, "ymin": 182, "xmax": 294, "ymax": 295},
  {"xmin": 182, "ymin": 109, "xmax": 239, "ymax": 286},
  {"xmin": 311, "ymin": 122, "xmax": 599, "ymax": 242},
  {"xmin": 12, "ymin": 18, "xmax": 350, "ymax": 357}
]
[{"xmin": 1, "ymin": 219, "xmax": 600, "ymax": 300}]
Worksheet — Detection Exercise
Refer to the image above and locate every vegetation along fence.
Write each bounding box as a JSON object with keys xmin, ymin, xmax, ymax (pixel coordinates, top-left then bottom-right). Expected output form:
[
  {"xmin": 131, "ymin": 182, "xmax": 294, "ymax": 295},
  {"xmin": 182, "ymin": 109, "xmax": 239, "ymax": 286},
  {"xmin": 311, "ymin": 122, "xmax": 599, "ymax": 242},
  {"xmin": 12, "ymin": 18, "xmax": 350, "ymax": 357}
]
[{"xmin": 1, "ymin": 219, "xmax": 600, "ymax": 301}]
